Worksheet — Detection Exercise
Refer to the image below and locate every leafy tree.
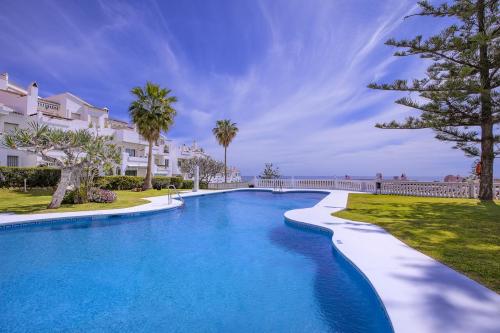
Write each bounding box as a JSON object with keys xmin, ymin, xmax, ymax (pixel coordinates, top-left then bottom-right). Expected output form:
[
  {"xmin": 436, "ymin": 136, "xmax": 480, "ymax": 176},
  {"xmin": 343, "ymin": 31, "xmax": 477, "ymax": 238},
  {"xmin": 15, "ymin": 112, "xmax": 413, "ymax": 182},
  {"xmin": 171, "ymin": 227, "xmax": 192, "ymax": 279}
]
[
  {"xmin": 2, "ymin": 121, "xmax": 120, "ymax": 208},
  {"xmin": 369, "ymin": 0, "xmax": 499, "ymax": 200},
  {"xmin": 129, "ymin": 82, "xmax": 177, "ymax": 190},
  {"xmin": 259, "ymin": 163, "xmax": 280, "ymax": 179},
  {"xmin": 179, "ymin": 156, "xmax": 225, "ymax": 185},
  {"xmin": 212, "ymin": 119, "xmax": 239, "ymax": 183}
]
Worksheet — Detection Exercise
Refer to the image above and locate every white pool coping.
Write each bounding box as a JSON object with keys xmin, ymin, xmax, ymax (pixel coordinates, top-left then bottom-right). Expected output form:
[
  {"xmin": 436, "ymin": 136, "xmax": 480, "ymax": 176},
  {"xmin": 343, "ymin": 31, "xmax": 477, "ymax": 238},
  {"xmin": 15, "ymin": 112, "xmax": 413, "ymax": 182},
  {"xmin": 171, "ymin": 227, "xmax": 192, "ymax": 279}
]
[
  {"xmin": 284, "ymin": 190, "xmax": 500, "ymax": 333},
  {"xmin": 1, "ymin": 188, "xmax": 499, "ymax": 333}
]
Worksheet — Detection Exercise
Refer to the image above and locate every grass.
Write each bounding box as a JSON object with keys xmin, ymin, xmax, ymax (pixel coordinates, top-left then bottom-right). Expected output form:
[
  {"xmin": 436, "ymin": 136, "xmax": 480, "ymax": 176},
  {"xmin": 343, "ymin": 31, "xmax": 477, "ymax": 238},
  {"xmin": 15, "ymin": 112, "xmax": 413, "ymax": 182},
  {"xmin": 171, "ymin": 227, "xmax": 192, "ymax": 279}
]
[
  {"xmin": 333, "ymin": 194, "xmax": 500, "ymax": 293},
  {"xmin": 0, "ymin": 188, "xmax": 186, "ymax": 215}
]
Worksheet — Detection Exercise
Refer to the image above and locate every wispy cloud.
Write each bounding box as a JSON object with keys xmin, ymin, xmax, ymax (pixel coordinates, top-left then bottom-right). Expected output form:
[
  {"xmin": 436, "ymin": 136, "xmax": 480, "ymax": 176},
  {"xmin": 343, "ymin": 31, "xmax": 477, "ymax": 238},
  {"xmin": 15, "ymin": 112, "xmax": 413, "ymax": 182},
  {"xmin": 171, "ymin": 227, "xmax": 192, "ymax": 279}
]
[{"xmin": 0, "ymin": 0, "xmax": 484, "ymax": 176}]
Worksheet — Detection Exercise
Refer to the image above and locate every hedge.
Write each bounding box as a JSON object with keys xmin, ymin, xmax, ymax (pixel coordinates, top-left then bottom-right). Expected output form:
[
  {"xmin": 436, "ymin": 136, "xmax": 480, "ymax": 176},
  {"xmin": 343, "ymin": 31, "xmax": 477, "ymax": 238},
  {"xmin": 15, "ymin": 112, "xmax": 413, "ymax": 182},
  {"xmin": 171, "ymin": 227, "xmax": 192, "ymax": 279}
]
[
  {"xmin": 0, "ymin": 167, "xmax": 60, "ymax": 188},
  {"xmin": 95, "ymin": 176, "xmax": 192, "ymax": 190},
  {"xmin": 0, "ymin": 168, "xmax": 194, "ymax": 190}
]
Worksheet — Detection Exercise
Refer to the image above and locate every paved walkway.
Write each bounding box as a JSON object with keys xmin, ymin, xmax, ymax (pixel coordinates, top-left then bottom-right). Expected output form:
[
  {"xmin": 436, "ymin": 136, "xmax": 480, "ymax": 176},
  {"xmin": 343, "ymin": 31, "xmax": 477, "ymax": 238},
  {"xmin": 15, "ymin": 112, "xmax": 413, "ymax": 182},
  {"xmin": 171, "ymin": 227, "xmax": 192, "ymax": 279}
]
[{"xmin": 284, "ymin": 190, "xmax": 500, "ymax": 333}]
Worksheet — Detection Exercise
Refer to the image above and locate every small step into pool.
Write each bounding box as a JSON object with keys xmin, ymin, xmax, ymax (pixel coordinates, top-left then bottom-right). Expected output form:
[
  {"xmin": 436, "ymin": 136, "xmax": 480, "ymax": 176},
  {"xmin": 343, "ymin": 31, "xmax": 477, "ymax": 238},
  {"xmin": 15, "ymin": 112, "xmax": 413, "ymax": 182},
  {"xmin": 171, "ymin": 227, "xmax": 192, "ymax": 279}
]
[{"xmin": 0, "ymin": 191, "xmax": 392, "ymax": 332}]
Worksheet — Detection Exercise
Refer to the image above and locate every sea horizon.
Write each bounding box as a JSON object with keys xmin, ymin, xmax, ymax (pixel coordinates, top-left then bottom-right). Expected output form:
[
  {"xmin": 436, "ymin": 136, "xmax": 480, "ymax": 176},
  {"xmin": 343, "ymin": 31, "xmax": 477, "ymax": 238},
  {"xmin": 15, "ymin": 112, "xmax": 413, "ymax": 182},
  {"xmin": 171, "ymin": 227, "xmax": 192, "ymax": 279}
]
[{"xmin": 242, "ymin": 175, "xmax": 451, "ymax": 182}]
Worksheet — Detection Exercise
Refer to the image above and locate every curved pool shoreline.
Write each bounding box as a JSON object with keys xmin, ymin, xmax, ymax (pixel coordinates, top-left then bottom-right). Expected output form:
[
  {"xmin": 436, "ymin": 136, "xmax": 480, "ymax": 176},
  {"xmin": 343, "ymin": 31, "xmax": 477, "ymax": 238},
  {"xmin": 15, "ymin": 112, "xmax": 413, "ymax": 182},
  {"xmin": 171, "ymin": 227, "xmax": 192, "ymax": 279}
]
[
  {"xmin": 283, "ymin": 190, "xmax": 500, "ymax": 333},
  {"xmin": 2, "ymin": 188, "xmax": 499, "ymax": 333},
  {"xmin": 1, "ymin": 189, "xmax": 392, "ymax": 332}
]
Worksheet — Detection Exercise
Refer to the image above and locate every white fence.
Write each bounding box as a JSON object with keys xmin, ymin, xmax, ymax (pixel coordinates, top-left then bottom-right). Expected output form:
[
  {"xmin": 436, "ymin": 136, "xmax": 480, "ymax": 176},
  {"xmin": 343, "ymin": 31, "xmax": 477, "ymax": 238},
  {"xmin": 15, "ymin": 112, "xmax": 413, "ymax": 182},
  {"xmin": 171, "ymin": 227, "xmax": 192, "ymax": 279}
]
[
  {"xmin": 254, "ymin": 178, "xmax": 375, "ymax": 192},
  {"xmin": 253, "ymin": 178, "xmax": 500, "ymax": 199},
  {"xmin": 207, "ymin": 182, "xmax": 250, "ymax": 190}
]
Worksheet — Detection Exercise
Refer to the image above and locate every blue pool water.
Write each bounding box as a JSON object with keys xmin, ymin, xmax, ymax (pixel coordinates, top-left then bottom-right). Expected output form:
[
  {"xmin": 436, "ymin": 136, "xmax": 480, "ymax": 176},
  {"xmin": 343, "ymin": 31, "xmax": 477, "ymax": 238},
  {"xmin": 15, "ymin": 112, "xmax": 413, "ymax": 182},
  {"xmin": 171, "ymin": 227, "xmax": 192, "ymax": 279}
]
[{"xmin": 0, "ymin": 191, "xmax": 392, "ymax": 332}]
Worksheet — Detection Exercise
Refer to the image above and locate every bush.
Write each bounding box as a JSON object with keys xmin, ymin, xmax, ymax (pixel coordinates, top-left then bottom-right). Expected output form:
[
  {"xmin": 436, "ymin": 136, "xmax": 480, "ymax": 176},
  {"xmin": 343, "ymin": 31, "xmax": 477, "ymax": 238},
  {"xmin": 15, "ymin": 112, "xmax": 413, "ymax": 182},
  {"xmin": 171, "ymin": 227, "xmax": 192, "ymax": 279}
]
[
  {"xmin": 62, "ymin": 189, "xmax": 77, "ymax": 204},
  {"xmin": 152, "ymin": 177, "xmax": 171, "ymax": 189},
  {"xmin": 62, "ymin": 187, "xmax": 88, "ymax": 204},
  {"xmin": 88, "ymin": 188, "xmax": 117, "ymax": 203},
  {"xmin": 0, "ymin": 167, "xmax": 60, "ymax": 188},
  {"xmin": 95, "ymin": 176, "xmax": 190, "ymax": 190},
  {"xmin": 95, "ymin": 176, "xmax": 143, "ymax": 190},
  {"xmin": 169, "ymin": 177, "xmax": 184, "ymax": 189},
  {"xmin": 182, "ymin": 180, "xmax": 194, "ymax": 189}
]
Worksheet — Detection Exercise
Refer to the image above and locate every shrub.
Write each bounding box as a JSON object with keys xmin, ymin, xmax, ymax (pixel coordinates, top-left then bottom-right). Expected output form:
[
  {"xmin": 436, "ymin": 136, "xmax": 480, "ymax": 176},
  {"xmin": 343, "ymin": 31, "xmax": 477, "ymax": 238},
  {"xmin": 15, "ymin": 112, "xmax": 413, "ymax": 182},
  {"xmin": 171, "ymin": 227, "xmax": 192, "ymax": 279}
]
[
  {"xmin": 169, "ymin": 177, "xmax": 183, "ymax": 189},
  {"xmin": 95, "ymin": 176, "xmax": 190, "ymax": 190},
  {"xmin": 95, "ymin": 176, "xmax": 143, "ymax": 190},
  {"xmin": 62, "ymin": 187, "xmax": 88, "ymax": 204},
  {"xmin": 152, "ymin": 177, "xmax": 171, "ymax": 189},
  {"xmin": 0, "ymin": 167, "xmax": 60, "ymax": 188},
  {"xmin": 182, "ymin": 180, "xmax": 194, "ymax": 189},
  {"xmin": 88, "ymin": 188, "xmax": 117, "ymax": 203},
  {"xmin": 62, "ymin": 189, "xmax": 77, "ymax": 204}
]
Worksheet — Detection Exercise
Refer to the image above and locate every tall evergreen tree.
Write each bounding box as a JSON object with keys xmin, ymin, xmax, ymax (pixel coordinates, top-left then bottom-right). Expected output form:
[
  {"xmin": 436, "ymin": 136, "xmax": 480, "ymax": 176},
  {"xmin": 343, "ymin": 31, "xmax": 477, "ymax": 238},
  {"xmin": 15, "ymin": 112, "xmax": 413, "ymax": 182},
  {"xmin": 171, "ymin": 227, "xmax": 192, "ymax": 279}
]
[{"xmin": 369, "ymin": 0, "xmax": 499, "ymax": 200}]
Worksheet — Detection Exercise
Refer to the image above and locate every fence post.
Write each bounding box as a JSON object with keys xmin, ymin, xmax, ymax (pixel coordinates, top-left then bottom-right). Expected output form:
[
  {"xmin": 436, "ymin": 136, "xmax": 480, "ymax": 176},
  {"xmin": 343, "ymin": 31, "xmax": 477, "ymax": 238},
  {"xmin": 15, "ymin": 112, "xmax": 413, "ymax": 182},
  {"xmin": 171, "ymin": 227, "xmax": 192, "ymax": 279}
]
[
  {"xmin": 193, "ymin": 166, "xmax": 199, "ymax": 192},
  {"xmin": 468, "ymin": 181, "xmax": 474, "ymax": 199}
]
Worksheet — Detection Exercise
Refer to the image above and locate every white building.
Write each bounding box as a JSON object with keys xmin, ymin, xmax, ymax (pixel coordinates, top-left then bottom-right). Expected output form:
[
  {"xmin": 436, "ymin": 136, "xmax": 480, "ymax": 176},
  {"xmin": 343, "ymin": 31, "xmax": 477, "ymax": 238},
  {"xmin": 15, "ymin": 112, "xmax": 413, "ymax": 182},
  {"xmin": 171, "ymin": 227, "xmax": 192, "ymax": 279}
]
[{"xmin": 0, "ymin": 73, "xmax": 206, "ymax": 177}]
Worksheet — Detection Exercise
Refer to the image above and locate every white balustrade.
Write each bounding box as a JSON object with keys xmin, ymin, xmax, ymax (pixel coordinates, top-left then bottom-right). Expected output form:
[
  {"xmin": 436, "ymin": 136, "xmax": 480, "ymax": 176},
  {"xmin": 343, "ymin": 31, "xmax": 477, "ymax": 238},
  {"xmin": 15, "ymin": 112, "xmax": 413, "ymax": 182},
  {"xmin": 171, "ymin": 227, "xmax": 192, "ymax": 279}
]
[{"xmin": 252, "ymin": 178, "xmax": 500, "ymax": 199}]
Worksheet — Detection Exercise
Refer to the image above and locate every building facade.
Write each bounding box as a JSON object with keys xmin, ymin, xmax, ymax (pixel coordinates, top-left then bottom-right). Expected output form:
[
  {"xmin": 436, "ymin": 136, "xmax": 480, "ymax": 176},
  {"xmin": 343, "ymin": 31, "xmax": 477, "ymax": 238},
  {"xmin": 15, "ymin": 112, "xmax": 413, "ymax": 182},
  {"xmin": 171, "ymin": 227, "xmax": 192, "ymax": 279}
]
[{"xmin": 0, "ymin": 73, "xmax": 206, "ymax": 177}]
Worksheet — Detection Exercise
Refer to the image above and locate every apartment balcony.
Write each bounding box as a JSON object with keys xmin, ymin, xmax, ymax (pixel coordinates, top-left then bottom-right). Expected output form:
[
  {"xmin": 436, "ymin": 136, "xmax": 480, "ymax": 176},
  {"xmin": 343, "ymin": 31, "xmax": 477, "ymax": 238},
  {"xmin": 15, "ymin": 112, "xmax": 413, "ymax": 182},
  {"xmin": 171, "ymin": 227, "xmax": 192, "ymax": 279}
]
[
  {"xmin": 155, "ymin": 166, "xmax": 170, "ymax": 175},
  {"xmin": 37, "ymin": 99, "xmax": 64, "ymax": 118},
  {"xmin": 125, "ymin": 155, "xmax": 148, "ymax": 167},
  {"xmin": 114, "ymin": 128, "xmax": 149, "ymax": 145}
]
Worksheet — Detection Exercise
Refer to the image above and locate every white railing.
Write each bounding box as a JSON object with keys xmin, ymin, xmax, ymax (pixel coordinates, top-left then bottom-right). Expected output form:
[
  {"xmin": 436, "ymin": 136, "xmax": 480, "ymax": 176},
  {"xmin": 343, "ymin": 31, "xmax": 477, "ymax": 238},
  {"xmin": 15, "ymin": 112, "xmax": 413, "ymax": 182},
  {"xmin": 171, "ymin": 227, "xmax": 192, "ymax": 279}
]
[
  {"xmin": 380, "ymin": 181, "xmax": 472, "ymax": 198},
  {"xmin": 207, "ymin": 182, "xmax": 249, "ymax": 190},
  {"xmin": 254, "ymin": 178, "xmax": 373, "ymax": 192},
  {"xmin": 253, "ymin": 178, "xmax": 500, "ymax": 199}
]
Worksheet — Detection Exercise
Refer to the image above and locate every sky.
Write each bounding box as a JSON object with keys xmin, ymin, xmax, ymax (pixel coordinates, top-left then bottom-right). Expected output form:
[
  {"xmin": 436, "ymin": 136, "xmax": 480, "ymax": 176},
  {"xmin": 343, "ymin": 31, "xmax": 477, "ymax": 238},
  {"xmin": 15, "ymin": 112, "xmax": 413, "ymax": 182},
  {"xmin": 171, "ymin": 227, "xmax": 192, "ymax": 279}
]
[{"xmin": 1, "ymin": 0, "xmax": 497, "ymax": 177}]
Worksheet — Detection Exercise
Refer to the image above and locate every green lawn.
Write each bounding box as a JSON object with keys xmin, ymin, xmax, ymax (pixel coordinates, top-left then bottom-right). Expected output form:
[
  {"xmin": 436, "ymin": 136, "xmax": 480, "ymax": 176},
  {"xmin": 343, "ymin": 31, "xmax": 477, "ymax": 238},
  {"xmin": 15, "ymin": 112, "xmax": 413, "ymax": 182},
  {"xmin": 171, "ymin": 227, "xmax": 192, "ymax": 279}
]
[
  {"xmin": 334, "ymin": 194, "xmax": 500, "ymax": 293},
  {"xmin": 0, "ymin": 188, "xmax": 185, "ymax": 215}
]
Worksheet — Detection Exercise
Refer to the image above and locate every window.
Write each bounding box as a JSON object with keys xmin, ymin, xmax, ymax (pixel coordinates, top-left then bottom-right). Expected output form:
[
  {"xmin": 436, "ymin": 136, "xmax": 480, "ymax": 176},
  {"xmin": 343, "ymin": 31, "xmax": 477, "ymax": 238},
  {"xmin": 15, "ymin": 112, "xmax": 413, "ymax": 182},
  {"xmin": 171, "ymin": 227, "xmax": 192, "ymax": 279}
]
[
  {"xmin": 125, "ymin": 148, "xmax": 136, "ymax": 157},
  {"xmin": 3, "ymin": 122, "xmax": 18, "ymax": 134},
  {"xmin": 7, "ymin": 155, "xmax": 19, "ymax": 167},
  {"xmin": 165, "ymin": 159, "xmax": 169, "ymax": 167},
  {"xmin": 71, "ymin": 113, "xmax": 81, "ymax": 120},
  {"xmin": 90, "ymin": 116, "xmax": 100, "ymax": 128},
  {"xmin": 125, "ymin": 169, "xmax": 137, "ymax": 176}
]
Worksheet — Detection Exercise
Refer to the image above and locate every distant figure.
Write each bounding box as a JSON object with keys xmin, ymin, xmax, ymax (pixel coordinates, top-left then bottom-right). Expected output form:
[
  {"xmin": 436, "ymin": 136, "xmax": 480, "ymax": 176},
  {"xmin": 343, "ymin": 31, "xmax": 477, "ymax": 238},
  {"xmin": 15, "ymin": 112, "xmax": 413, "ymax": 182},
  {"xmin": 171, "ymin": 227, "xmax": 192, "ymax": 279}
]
[
  {"xmin": 375, "ymin": 173, "xmax": 382, "ymax": 194},
  {"xmin": 400, "ymin": 173, "xmax": 408, "ymax": 181},
  {"xmin": 475, "ymin": 161, "xmax": 482, "ymax": 176},
  {"xmin": 344, "ymin": 175, "xmax": 351, "ymax": 180}
]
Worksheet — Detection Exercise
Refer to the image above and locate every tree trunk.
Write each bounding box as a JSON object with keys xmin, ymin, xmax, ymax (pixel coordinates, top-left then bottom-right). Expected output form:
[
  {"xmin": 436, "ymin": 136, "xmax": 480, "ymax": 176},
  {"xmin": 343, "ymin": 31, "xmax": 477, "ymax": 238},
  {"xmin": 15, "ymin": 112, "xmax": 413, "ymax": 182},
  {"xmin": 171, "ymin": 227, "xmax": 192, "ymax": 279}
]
[
  {"xmin": 143, "ymin": 139, "xmax": 154, "ymax": 190},
  {"xmin": 47, "ymin": 167, "xmax": 72, "ymax": 209},
  {"xmin": 224, "ymin": 146, "xmax": 227, "ymax": 183},
  {"xmin": 477, "ymin": 0, "xmax": 494, "ymax": 201},
  {"xmin": 479, "ymin": 122, "xmax": 494, "ymax": 200}
]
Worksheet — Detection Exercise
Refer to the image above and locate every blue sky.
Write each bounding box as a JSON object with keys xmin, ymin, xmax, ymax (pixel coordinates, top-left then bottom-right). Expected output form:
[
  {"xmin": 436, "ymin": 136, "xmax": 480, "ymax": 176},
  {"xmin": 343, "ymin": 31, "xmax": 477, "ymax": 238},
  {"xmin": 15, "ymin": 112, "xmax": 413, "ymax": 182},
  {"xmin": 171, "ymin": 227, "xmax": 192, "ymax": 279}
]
[{"xmin": 1, "ymin": 0, "xmax": 496, "ymax": 177}]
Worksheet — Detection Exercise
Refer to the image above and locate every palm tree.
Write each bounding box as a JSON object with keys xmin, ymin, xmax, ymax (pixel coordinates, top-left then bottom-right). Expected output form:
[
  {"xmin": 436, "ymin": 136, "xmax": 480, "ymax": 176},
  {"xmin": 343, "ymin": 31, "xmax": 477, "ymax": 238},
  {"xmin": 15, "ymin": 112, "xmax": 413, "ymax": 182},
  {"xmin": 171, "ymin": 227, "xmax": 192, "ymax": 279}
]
[
  {"xmin": 129, "ymin": 82, "xmax": 177, "ymax": 190},
  {"xmin": 212, "ymin": 119, "xmax": 238, "ymax": 183}
]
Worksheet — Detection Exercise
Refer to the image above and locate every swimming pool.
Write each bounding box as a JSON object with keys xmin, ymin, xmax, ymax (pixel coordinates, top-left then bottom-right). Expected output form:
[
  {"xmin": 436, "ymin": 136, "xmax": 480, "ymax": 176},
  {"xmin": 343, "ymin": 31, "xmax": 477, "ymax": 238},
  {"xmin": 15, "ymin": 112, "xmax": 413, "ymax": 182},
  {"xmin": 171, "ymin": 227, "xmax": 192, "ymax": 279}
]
[{"xmin": 0, "ymin": 190, "xmax": 392, "ymax": 332}]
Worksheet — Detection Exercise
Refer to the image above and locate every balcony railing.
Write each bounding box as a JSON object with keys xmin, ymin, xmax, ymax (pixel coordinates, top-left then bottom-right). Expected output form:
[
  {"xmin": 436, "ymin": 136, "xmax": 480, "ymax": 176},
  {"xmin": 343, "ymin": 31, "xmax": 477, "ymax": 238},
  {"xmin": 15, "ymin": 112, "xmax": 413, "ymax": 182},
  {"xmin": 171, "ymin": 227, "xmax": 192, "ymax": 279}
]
[{"xmin": 37, "ymin": 99, "xmax": 61, "ymax": 115}]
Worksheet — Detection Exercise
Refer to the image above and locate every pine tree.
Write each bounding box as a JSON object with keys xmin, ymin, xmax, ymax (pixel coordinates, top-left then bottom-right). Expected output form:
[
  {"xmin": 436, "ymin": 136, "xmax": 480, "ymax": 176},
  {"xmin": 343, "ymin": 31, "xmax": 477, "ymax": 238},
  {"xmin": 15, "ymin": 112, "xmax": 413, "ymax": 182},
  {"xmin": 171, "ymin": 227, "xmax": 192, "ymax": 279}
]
[{"xmin": 369, "ymin": 0, "xmax": 499, "ymax": 200}]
